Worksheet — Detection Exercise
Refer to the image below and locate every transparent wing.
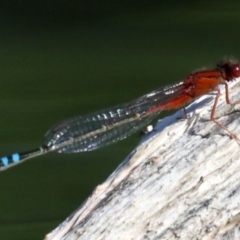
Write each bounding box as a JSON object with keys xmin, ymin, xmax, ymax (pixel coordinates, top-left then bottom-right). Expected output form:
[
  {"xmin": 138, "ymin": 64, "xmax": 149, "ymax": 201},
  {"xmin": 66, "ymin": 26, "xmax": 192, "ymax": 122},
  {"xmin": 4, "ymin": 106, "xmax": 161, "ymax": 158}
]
[{"xmin": 44, "ymin": 81, "xmax": 186, "ymax": 153}]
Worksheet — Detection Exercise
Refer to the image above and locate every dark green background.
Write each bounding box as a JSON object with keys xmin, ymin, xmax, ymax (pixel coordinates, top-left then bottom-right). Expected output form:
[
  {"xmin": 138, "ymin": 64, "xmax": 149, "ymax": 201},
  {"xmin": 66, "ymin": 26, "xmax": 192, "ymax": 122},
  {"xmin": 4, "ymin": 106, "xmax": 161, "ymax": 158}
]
[{"xmin": 0, "ymin": 1, "xmax": 239, "ymax": 239}]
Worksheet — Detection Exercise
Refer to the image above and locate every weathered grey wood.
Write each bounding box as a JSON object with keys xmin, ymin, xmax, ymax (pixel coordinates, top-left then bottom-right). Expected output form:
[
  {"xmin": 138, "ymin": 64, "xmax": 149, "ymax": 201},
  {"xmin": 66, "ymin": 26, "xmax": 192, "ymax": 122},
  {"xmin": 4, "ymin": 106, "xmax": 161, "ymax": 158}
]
[{"xmin": 45, "ymin": 79, "xmax": 240, "ymax": 240}]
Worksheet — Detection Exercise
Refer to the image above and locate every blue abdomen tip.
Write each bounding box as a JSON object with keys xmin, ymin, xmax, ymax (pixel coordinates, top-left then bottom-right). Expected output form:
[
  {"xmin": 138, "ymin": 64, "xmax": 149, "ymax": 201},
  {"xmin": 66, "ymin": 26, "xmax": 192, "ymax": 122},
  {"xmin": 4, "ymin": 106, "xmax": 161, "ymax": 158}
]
[
  {"xmin": 12, "ymin": 153, "xmax": 20, "ymax": 162},
  {"xmin": 1, "ymin": 157, "xmax": 9, "ymax": 166}
]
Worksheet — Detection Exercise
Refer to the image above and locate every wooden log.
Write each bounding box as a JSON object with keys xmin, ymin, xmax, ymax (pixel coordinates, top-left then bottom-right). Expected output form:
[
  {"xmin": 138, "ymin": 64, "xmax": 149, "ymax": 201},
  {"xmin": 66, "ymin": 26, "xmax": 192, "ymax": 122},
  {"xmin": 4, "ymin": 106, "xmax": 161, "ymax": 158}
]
[{"xmin": 45, "ymin": 79, "xmax": 240, "ymax": 240}]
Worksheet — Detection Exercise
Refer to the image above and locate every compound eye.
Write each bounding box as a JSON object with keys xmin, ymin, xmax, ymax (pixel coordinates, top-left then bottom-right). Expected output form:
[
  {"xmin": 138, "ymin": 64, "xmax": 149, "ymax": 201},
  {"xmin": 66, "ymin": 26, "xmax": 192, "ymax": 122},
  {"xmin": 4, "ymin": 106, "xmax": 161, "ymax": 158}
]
[{"xmin": 231, "ymin": 63, "xmax": 240, "ymax": 78}]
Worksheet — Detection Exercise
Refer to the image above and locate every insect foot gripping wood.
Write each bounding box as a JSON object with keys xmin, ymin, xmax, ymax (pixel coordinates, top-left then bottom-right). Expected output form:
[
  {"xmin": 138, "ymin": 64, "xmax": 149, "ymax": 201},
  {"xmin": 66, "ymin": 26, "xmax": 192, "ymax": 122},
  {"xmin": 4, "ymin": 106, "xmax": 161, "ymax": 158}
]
[
  {"xmin": 45, "ymin": 64, "xmax": 240, "ymax": 240},
  {"xmin": 190, "ymin": 63, "xmax": 240, "ymax": 144},
  {"xmin": 209, "ymin": 61, "xmax": 240, "ymax": 142}
]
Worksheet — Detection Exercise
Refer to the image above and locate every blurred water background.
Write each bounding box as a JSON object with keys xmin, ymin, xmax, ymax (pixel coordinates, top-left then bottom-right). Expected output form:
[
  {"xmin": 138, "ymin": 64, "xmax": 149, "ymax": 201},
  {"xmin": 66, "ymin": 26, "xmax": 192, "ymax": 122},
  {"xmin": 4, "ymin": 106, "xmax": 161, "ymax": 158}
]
[{"xmin": 0, "ymin": 0, "xmax": 240, "ymax": 239}]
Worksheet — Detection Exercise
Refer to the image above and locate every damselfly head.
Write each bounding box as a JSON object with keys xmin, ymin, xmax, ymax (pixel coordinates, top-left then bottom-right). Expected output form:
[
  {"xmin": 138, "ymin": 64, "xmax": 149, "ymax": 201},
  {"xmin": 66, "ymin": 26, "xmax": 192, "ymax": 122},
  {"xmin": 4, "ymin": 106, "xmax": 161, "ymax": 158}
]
[{"xmin": 217, "ymin": 60, "xmax": 240, "ymax": 81}]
